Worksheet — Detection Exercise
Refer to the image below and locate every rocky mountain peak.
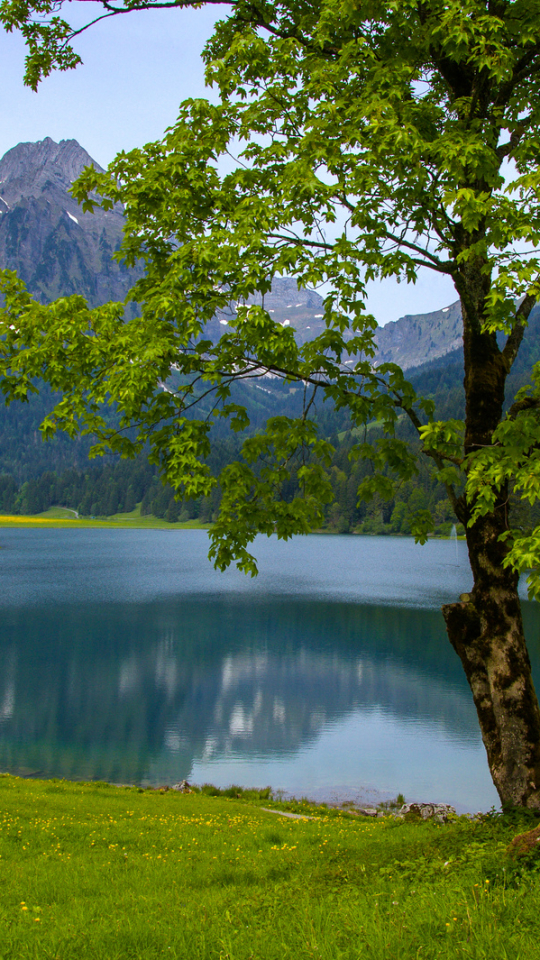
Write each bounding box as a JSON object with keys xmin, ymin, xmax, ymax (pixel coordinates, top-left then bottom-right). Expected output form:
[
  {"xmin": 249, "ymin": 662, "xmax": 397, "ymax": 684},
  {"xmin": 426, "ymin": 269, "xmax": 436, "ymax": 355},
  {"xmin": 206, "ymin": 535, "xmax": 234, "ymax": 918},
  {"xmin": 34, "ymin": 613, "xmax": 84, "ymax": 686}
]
[
  {"xmin": 0, "ymin": 137, "xmax": 138, "ymax": 309},
  {"xmin": 0, "ymin": 137, "xmax": 103, "ymax": 207},
  {"xmin": 373, "ymin": 300, "xmax": 462, "ymax": 370}
]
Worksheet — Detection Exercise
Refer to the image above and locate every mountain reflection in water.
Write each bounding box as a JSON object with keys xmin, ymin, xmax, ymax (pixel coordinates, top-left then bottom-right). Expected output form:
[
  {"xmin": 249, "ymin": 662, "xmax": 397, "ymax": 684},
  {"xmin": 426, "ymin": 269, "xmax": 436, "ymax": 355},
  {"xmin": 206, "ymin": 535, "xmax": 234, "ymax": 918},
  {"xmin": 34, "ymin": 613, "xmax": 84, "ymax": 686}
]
[{"xmin": 0, "ymin": 530, "xmax": 539, "ymax": 811}]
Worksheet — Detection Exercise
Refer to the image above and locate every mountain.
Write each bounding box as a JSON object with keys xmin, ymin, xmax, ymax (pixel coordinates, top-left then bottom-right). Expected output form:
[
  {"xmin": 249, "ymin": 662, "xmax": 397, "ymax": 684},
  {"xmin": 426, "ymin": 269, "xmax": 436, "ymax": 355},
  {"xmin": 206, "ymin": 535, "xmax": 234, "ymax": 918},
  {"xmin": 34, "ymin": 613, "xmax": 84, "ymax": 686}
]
[
  {"xmin": 374, "ymin": 299, "xmax": 463, "ymax": 370},
  {"xmin": 218, "ymin": 282, "xmax": 465, "ymax": 368},
  {"xmin": 0, "ymin": 137, "xmax": 141, "ymax": 307},
  {"xmin": 0, "ymin": 137, "xmax": 467, "ymax": 360},
  {"xmin": 212, "ymin": 277, "xmax": 327, "ymax": 345}
]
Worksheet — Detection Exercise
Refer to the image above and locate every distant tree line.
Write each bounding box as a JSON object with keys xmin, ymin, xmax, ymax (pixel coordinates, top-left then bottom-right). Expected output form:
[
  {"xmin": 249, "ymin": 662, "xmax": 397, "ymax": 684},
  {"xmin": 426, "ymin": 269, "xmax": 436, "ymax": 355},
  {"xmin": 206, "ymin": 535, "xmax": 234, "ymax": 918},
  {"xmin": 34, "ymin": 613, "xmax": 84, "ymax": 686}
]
[
  {"xmin": 0, "ymin": 424, "xmax": 530, "ymax": 536},
  {"xmin": 0, "ymin": 439, "xmax": 239, "ymax": 523},
  {"xmin": 1, "ymin": 419, "xmax": 538, "ymax": 536},
  {"xmin": 1, "ymin": 339, "xmax": 538, "ymax": 534}
]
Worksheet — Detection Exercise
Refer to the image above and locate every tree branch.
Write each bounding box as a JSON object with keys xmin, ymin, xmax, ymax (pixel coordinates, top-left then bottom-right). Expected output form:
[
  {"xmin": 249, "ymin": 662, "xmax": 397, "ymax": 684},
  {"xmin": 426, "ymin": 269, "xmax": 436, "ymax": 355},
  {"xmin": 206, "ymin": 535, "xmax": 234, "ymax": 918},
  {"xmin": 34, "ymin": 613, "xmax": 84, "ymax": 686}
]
[
  {"xmin": 496, "ymin": 114, "xmax": 534, "ymax": 161},
  {"xmin": 381, "ymin": 230, "xmax": 455, "ymax": 275},
  {"xmin": 507, "ymin": 395, "xmax": 540, "ymax": 421},
  {"xmin": 63, "ymin": 0, "xmax": 231, "ymax": 48},
  {"xmin": 493, "ymin": 44, "xmax": 540, "ymax": 108},
  {"xmin": 502, "ymin": 292, "xmax": 537, "ymax": 370}
]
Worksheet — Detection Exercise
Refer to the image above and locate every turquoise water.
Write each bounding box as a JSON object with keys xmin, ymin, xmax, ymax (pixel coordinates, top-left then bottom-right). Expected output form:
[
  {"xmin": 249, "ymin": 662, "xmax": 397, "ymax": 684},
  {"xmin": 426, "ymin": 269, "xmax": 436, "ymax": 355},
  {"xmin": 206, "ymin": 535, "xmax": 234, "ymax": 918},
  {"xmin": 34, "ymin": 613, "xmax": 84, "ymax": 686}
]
[{"xmin": 0, "ymin": 529, "xmax": 538, "ymax": 811}]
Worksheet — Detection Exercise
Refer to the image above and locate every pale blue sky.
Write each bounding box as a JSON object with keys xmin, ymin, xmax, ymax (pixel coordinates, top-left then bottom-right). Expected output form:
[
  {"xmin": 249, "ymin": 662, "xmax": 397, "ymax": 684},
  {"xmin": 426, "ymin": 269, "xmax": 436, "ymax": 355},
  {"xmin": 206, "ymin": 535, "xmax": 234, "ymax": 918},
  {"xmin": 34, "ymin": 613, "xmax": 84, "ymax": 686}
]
[{"xmin": 0, "ymin": 2, "xmax": 456, "ymax": 324}]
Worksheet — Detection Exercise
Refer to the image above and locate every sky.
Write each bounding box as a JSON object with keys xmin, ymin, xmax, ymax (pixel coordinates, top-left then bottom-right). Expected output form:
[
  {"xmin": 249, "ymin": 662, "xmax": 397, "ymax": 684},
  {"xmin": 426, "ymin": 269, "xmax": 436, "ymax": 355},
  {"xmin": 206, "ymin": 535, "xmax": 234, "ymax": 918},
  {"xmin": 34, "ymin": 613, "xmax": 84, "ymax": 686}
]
[{"xmin": 0, "ymin": 2, "xmax": 456, "ymax": 325}]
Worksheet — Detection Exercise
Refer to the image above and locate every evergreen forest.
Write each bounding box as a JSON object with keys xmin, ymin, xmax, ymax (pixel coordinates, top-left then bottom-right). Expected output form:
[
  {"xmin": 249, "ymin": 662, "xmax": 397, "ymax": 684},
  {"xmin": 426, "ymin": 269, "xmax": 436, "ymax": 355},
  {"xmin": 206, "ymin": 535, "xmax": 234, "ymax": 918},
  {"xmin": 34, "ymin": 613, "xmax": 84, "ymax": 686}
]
[{"xmin": 2, "ymin": 330, "xmax": 540, "ymax": 537}]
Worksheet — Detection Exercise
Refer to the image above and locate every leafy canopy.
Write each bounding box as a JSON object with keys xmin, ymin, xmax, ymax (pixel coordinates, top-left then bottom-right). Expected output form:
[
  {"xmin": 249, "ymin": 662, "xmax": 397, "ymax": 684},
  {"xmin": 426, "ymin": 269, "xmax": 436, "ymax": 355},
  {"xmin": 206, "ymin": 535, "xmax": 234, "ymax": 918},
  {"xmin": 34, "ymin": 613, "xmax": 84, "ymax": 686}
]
[{"xmin": 2, "ymin": 0, "xmax": 540, "ymax": 586}]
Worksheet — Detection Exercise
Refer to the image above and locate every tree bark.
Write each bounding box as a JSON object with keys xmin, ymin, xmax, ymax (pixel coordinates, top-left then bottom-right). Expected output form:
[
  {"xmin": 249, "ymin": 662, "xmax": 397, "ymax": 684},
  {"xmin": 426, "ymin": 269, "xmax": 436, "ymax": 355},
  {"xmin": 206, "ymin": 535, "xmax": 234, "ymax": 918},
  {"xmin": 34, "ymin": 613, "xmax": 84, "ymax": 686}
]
[
  {"xmin": 443, "ymin": 515, "xmax": 540, "ymax": 810},
  {"xmin": 442, "ymin": 274, "xmax": 540, "ymax": 810}
]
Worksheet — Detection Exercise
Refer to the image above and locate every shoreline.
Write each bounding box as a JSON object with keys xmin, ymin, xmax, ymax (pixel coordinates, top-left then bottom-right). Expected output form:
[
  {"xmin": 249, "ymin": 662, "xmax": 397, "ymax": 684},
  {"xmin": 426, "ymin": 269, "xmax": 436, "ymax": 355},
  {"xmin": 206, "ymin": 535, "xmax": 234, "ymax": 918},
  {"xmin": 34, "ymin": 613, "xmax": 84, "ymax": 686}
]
[
  {"xmin": 0, "ymin": 513, "xmax": 466, "ymax": 538},
  {"xmin": 0, "ymin": 513, "xmax": 212, "ymax": 530},
  {"xmin": 0, "ymin": 767, "xmax": 483, "ymax": 816}
]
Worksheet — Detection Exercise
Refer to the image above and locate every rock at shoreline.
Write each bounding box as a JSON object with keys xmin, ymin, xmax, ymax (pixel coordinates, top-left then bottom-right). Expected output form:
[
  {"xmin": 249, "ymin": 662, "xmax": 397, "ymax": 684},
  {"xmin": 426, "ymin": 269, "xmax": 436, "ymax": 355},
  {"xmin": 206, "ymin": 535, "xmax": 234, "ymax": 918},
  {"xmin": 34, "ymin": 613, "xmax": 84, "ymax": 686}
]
[
  {"xmin": 345, "ymin": 806, "xmax": 379, "ymax": 818},
  {"xmin": 171, "ymin": 780, "xmax": 193, "ymax": 794},
  {"xmin": 397, "ymin": 803, "xmax": 456, "ymax": 823}
]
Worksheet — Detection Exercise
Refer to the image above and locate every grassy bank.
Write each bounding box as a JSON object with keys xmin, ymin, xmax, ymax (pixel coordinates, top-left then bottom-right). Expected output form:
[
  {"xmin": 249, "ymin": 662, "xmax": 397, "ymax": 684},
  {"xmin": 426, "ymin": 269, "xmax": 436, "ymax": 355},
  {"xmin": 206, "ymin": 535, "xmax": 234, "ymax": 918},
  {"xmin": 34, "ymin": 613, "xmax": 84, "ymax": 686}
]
[
  {"xmin": 0, "ymin": 507, "xmax": 210, "ymax": 530},
  {"xmin": 1, "ymin": 775, "xmax": 539, "ymax": 958},
  {"xmin": 0, "ymin": 509, "xmax": 462, "ymax": 538}
]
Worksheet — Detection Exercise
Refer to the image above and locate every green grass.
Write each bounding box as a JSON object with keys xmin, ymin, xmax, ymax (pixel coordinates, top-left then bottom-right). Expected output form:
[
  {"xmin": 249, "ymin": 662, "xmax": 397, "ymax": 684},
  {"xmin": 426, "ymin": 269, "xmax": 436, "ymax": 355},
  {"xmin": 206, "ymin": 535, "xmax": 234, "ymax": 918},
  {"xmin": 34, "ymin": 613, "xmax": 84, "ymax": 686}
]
[
  {"xmin": 38, "ymin": 507, "xmax": 80, "ymax": 520},
  {"xmin": 1, "ymin": 775, "xmax": 540, "ymax": 958},
  {"xmin": 0, "ymin": 510, "xmax": 211, "ymax": 530}
]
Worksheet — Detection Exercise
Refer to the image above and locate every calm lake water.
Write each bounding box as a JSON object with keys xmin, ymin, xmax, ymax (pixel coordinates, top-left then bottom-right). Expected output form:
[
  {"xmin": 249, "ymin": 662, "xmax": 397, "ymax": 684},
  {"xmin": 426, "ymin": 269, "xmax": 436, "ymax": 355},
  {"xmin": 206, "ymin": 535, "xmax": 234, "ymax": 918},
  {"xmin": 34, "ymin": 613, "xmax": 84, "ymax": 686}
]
[{"xmin": 1, "ymin": 528, "xmax": 539, "ymax": 812}]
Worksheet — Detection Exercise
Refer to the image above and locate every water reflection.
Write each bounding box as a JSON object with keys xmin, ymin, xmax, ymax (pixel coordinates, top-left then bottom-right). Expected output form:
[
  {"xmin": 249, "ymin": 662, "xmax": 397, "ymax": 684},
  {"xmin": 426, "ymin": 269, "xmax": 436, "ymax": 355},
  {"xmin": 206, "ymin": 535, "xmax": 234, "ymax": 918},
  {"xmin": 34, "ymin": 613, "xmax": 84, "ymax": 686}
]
[
  {"xmin": 0, "ymin": 530, "xmax": 539, "ymax": 811},
  {"xmin": 0, "ymin": 594, "xmax": 538, "ymax": 809}
]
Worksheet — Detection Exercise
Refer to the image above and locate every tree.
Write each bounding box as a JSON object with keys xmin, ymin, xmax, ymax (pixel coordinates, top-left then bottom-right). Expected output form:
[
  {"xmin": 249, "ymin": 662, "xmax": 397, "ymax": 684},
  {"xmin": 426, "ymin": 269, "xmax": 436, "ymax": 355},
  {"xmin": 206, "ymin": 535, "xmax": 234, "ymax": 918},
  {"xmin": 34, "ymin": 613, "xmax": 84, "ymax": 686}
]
[{"xmin": 2, "ymin": 0, "xmax": 540, "ymax": 809}]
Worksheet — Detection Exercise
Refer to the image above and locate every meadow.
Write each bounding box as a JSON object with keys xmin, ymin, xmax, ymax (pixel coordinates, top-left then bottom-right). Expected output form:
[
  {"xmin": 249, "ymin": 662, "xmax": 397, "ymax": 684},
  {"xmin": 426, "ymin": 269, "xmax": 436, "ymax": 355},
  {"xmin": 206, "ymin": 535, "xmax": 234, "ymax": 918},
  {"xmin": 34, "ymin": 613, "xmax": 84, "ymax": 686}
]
[
  {"xmin": 0, "ymin": 774, "xmax": 539, "ymax": 959},
  {"xmin": 0, "ymin": 507, "xmax": 209, "ymax": 529}
]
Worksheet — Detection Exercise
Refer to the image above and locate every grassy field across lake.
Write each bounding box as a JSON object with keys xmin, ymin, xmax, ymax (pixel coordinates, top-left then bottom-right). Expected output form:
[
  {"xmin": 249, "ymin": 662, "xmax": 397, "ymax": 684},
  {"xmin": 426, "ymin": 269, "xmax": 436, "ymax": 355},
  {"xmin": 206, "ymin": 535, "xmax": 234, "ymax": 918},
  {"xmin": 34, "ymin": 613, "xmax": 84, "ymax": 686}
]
[
  {"xmin": 0, "ymin": 507, "xmax": 210, "ymax": 530},
  {"xmin": 1, "ymin": 775, "xmax": 540, "ymax": 958}
]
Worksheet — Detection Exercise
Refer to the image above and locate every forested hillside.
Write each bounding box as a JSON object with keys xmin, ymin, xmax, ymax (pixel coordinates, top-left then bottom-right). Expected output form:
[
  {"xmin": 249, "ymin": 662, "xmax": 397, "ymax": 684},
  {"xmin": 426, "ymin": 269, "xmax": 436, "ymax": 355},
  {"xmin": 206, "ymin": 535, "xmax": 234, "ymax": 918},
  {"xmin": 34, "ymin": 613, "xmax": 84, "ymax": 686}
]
[
  {"xmin": 2, "ymin": 317, "xmax": 539, "ymax": 535},
  {"xmin": 2, "ymin": 297, "xmax": 539, "ymax": 533},
  {"xmin": 2, "ymin": 137, "xmax": 540, "ymax": 533}
]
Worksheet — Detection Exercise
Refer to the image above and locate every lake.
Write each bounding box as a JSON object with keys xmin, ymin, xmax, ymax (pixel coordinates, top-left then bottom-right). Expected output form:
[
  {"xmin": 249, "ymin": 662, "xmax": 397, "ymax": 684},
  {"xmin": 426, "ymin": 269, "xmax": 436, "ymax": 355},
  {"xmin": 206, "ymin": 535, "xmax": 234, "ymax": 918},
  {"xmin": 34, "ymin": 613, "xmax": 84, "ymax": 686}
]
[{"xmin": 1, "ymin": 528, "xmax": 539, "ymax": 812}]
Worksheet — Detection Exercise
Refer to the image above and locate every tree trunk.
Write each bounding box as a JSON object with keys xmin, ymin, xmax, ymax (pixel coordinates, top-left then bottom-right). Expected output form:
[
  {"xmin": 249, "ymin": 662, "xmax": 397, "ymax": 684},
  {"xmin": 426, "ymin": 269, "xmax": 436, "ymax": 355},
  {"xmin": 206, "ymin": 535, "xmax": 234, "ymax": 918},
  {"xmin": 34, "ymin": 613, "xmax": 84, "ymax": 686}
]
[
  {"xmin": 442, "ymin": 276, "xmax": 540, "ymax": 810},
  {"xmin": 442, "ymin": 512, "xmax": 540, "ymax": 810}
]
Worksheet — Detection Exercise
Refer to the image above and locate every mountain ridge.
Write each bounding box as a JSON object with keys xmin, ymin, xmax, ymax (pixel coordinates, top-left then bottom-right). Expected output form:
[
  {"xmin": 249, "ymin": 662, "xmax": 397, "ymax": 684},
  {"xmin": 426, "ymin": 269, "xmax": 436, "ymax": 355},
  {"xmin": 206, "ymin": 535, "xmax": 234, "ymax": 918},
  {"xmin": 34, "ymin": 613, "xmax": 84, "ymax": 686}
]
[
  {"xmin": 374, "ymin": 299, "xmax": 463, "ymax": 370},
  {"xmin": 0, "ymin": 137, "xmax": 103, "ymax": 202},
  {"xmin": 0, "ymin": 137, "xmax": 141, "ymax": 308},
  {"xmin": 0, "ymin": 137, "xmax": 467, "ymax": 369}
]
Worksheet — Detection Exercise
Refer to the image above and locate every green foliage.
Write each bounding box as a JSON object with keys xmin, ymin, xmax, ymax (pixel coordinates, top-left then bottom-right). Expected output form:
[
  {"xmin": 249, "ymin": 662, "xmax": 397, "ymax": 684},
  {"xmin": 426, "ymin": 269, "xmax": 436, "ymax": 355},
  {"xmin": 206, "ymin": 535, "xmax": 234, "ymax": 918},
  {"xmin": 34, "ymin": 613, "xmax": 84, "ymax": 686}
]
[
  {"xmin": 0, "ymin": 0, "xmax": 81, "ymax": 90},
  {"xmin": 0, "ymin": 403, "xmax": 483, "ymax": 536},
  {"xmin": 466, "ymin": 367, "xmax": 540, "ymax": 597},
  {"xmin": 196, "ymin": 783, "xmax": 273, "ymax": 801}
]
